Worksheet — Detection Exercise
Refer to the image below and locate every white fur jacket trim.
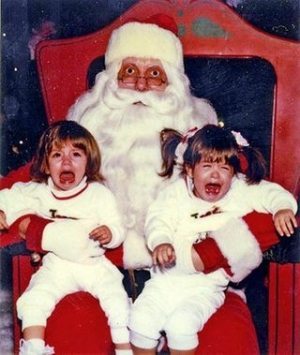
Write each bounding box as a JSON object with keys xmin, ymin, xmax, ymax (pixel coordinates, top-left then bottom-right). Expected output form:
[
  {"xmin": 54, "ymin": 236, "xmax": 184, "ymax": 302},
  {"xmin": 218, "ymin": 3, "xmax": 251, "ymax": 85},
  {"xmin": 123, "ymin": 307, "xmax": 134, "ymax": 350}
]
[{"xmin": 210, "ymin": 218, "xmax": 262, "ymax": 282}]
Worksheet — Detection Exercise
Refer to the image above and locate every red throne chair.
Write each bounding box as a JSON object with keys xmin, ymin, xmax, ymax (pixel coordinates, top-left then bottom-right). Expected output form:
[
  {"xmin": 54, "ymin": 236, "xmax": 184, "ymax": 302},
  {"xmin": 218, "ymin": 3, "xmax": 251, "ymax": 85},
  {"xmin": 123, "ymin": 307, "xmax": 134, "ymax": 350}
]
[{"xmin": 1, "ymin": 1, "xmax": 299, "ymax": 354}]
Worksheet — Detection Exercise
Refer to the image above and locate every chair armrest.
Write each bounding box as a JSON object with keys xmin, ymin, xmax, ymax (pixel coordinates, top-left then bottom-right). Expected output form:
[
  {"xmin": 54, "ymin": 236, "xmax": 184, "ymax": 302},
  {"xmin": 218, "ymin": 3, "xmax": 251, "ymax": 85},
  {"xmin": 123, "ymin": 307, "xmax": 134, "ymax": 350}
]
[
  {"xmin": 0, "ymin": 163, "xmax": 31, "ymax": 189},
  {"xmin": 263, "ymin": 227, "xmax": 300, "ymax": 264}
]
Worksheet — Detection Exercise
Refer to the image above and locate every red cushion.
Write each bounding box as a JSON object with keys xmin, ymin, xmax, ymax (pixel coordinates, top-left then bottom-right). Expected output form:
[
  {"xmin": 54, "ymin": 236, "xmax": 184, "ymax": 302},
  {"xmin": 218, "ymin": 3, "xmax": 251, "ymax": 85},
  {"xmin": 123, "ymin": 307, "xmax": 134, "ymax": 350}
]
[
  {"xmin": 35, "ymin": 289, "xmax": 260, "ymax": 355},
  {"xmin": 42, "ymin": 290, "xmax": 259, "ymax": 354},
  {"xmin": 46, "ymin": 292, "xmax": 113, "ymax": 354}
]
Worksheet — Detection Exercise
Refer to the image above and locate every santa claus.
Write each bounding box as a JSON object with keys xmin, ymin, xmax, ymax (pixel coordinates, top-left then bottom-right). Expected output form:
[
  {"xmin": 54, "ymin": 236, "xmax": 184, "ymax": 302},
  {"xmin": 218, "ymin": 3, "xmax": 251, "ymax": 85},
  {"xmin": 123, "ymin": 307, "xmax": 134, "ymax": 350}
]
[{"xmin": 67, "ymin": 17, "xmax": 217, "ymax": 268}]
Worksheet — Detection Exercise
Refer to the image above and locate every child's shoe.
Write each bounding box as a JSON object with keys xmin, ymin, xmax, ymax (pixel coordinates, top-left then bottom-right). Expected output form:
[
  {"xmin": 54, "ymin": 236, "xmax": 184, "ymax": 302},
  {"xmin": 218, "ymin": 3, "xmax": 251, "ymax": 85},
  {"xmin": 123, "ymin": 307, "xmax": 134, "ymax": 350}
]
[{"xmin": 19, "ymin": 339, "xmax": 54, "ymax": 355}]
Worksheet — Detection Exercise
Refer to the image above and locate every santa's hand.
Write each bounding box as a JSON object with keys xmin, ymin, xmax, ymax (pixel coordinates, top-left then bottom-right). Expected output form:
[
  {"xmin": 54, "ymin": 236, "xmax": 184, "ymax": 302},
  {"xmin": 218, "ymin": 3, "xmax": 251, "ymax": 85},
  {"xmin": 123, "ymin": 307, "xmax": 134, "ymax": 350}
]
[
  {"xmin": 18, "ymin": 217, "xmax": 31, "ymax": 239},
  {"xmin": 89, "ymin": 225, "xmax": 112, "ymax": 246},
  {"xmin": 274, "ymin": 209, "xmax": 298, "ymax": 237},
  {"xmin": 191, "ymin": 247, "xmax": 205, "ymax": 272},
  {"xmin": 0, "ymin": 210, "xmax": 9, "ymax": 231},
  {"xmin": 152, "ymin": 243, "xmax": 176, "ymax": 269}
]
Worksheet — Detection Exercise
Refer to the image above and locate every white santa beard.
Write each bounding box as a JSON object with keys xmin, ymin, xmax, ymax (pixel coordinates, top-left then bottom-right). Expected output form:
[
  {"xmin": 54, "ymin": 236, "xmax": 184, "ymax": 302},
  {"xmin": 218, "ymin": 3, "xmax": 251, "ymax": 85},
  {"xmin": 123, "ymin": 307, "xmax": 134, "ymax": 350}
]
[
  {"xmin": 94, "ymin": 102, "xmax": 181, "ymax": 269},
  {"xmin": 68, "ymin": 68, "xmax": 217, "ymax": 268}
]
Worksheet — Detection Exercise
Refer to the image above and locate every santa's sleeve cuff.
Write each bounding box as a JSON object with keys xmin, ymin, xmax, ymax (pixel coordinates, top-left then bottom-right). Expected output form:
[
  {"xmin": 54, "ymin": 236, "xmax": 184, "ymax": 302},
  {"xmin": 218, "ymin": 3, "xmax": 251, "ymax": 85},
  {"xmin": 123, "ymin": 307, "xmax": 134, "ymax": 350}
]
[
  {"xmin": 193, "ymin": 238, "xmax": 232, "ymax": 276},
  {"xmin": 243, "ymin": 212, "xmax": 279, "ymax": 251},
  {"xmin": 26, "ymin": 215, "xmax": 53, "ymax": 253},
  {"xmin": 210, "ymin": 218, "xmax": 262, "ymax": 282}
]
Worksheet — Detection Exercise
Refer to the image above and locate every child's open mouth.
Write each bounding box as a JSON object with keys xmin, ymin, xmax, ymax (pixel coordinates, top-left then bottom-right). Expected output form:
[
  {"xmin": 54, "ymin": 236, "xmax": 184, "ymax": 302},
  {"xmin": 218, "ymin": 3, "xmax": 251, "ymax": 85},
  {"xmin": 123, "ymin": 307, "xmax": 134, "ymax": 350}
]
[
  {"xmin": 205, "ymin": 183, "xmax": 221, "ymax": 195},
  {"xmin": 59, "ymin": 171, "xmax": 75, "ymax": 184}
]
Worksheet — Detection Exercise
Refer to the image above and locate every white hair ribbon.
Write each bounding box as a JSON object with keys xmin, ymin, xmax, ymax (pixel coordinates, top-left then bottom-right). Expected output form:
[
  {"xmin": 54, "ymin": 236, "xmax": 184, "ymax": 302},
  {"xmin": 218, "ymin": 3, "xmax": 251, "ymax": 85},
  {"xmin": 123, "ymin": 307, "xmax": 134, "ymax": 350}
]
[
  {"xmin": 231, "ymin": 130, "xmax": 249, "ymax": 147},
  {"xmin": 175, "ymin": 126, "xmax": 199, "ymax": 164}
]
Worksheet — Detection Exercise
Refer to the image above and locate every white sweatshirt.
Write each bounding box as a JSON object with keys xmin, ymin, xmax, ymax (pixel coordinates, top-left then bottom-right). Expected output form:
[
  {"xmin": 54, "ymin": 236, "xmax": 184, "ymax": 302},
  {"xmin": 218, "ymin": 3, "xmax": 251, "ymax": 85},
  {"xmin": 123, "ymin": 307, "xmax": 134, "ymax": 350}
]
[
  {"xmin": 145, "ymin": 174, "xmax": 297, "ymax": 282},
  {"xmin": 0, "ymin": 177, "xmax": 124, "ymax": 263}
]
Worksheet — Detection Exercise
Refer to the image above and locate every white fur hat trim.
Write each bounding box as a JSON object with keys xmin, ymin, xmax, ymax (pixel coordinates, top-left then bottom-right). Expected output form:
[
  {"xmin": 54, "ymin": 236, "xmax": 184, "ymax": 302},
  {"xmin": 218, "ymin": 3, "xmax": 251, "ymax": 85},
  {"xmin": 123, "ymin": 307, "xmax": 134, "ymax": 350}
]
[{"xmin": 105, "ymin": 22, "xmax": 184, "ymax": 71}]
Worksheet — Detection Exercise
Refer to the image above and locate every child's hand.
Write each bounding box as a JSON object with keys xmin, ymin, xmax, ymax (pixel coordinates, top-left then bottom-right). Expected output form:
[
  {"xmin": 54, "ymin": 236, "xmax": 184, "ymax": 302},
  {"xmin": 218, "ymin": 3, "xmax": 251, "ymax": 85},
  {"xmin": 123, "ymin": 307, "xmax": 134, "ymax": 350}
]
[
  {"xmin": 89, "ymin": 225, "xmax": 112, "ymax": 246},
  {"xmin": 152, "ymin": 243, "xmax": 176, "ymax": 269},
  {"xmin": 274, "ymin": 209, "xmax": 298, "ymax": 237},
  {"xmin": 0, "ymin": 210, "xmax": 9, "ymax": 231},
  {"xmin": 18, "ymin": 217, "xmax": 31, "ymax": 239},
  {"xmin": 191, "ymin": 247, "xmax": 204, "ymax": 272}
]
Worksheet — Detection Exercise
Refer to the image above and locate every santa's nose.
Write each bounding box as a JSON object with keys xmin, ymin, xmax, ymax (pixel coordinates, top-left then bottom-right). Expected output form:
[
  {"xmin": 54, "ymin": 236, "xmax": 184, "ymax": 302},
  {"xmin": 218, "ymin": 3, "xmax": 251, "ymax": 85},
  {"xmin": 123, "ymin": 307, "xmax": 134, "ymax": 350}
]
[{"xmin": 135, "ymin": 77, "xmax": 148, "ymax": 92}]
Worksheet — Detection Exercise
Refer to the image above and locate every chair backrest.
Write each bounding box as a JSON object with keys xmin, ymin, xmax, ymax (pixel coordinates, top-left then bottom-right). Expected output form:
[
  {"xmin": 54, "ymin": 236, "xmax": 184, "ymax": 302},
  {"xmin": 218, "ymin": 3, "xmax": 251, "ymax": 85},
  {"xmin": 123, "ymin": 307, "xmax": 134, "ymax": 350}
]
[{"xmin": 36, "ymin": 0, "xmax": 299, "ymax": 194}]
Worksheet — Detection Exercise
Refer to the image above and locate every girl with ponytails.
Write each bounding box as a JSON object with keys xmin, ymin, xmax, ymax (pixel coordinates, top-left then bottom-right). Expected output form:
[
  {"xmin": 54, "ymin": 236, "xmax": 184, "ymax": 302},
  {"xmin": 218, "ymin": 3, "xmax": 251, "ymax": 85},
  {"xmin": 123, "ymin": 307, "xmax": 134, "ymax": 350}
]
[{"xmin": 129, "ymin": 124, "xmax": 297, "ymax": 355}]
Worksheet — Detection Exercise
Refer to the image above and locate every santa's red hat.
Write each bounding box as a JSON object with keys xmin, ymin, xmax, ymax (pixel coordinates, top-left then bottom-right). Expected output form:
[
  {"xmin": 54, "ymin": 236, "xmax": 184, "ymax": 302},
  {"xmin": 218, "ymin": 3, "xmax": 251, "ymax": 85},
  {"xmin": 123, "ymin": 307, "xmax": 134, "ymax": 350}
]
[{"xmin": 105, "ymin": 14, "xmax": 184, "ymax": 72}]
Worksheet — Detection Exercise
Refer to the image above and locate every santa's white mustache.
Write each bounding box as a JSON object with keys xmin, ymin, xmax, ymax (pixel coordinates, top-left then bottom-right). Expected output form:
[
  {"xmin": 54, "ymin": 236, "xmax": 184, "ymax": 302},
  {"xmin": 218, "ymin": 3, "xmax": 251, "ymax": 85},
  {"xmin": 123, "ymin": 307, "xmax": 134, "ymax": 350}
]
[{"xmin": 102, "ymin": 79, "xmax": 181, "ymax": 115}]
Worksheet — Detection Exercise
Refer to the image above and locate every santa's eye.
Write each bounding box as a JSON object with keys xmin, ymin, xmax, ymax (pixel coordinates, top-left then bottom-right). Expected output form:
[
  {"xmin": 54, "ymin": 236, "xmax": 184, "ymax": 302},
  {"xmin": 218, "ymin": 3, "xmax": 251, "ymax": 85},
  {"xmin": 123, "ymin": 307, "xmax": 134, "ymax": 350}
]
[
  {"xmin": 125, "ymin": 66, "xmax": 136, "ymax": 76},
  {"xmin": 118, "ymin": 63, "xmax": 140, "ymax": 83},
  {"xmin": 147, "ymin": 66, "xmax": 164, "ymax": 78},
  {"xmin": 150, "ymin": 69, "xmax": 160, "ymax": 77}
]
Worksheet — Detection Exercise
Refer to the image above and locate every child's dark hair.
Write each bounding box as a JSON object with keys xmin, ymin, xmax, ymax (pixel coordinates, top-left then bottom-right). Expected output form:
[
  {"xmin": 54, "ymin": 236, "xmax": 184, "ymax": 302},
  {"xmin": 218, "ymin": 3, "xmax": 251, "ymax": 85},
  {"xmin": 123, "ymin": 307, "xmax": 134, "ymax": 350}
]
[
  {"xmin": 30, "ymin": 120, "xmax": 104, "ymax": 183},
  {"xmin": 160, "ymin": 124, "xmax": 267, "ymax": 184}
]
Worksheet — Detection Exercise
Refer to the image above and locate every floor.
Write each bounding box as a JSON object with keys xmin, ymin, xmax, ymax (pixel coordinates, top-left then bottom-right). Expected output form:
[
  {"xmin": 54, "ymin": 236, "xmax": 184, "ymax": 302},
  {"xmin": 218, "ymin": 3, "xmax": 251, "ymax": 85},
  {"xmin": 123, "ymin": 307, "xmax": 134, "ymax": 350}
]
[{"xmin": 0, "ymin": 288, "xmax": 13, "ymax": 355}]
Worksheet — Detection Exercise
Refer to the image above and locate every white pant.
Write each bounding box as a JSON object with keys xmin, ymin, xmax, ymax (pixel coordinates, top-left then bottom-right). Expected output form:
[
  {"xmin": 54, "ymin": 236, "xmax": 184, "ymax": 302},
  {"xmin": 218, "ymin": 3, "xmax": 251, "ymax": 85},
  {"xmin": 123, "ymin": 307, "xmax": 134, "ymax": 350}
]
[
  {"xmin": 129, "ymin": 272, "xmax": 225, "ymax": 350},
  {"xmin": 17, "ymin": 253, "xmax": 130, "ymax": 344}
]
